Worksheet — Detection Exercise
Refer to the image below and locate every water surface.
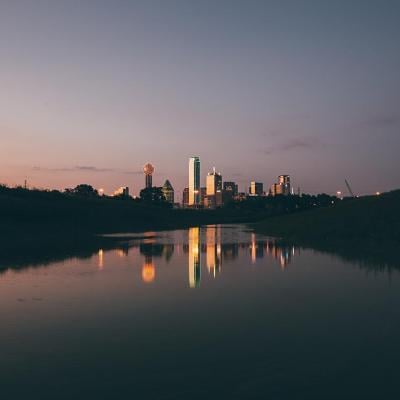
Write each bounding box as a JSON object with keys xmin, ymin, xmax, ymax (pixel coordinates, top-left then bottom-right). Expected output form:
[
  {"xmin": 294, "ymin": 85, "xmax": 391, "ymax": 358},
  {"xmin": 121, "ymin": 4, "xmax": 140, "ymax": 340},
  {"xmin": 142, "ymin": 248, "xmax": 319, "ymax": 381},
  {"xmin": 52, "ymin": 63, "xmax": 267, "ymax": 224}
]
[{"xmin": 1, "ymin": 225, "xmax": 399, "ymax": 399}]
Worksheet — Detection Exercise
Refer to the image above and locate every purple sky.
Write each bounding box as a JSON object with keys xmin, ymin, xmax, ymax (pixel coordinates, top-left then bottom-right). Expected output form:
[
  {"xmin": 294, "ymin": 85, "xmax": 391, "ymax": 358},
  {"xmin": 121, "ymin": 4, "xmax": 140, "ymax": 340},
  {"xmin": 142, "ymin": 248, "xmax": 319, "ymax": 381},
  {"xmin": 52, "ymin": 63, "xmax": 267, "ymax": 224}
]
[{"xmin": 0, "ymin": 0, "xmax": 399, "ymax": 199}]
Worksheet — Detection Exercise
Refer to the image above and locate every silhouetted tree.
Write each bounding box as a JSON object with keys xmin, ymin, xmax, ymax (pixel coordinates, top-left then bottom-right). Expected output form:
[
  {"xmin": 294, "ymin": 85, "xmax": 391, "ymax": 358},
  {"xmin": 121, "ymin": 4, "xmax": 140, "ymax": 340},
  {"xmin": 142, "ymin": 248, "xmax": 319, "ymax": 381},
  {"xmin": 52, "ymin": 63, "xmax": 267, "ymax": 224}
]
[{"xmin": 66, "ymin": 184, "xmax": 98, "ymax": 197}]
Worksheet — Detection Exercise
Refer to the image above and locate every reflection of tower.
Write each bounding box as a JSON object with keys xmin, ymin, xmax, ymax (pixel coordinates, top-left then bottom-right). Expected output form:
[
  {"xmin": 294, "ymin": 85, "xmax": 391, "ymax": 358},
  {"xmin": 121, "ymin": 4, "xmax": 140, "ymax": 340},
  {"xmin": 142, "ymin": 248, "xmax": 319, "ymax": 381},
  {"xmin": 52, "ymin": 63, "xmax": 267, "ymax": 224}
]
[
  {"xmin": 250, "ymin": 233, "xmax": 265, "ymax": 263},
  {"xmin": 98, "ymin": 249, "xmax": 104, "ymax": 270},
  {"xmin": 264, "ymin": 239, "xmax": 296, "ymax": 269},
  {"xmin": 188, "ymin": 227, "xmax": 201, "ymax": 288},
  {"xmin": 206, "ymin": 225, "xmax": 222, "ymax": 276},
  {"xmin": 143, "ymin": 163, "xmax": 155, "ymax": 189},
  {"xmin": 142, "ymin": 254, "xmax": 155, "ymax": 283},
  {"xmin": 250, "ymin": 233, "xmax": 257, "ymax": 264},
  {"xmin": 116, "ymin": 244, "xmax": 129, "ymax": 257}
]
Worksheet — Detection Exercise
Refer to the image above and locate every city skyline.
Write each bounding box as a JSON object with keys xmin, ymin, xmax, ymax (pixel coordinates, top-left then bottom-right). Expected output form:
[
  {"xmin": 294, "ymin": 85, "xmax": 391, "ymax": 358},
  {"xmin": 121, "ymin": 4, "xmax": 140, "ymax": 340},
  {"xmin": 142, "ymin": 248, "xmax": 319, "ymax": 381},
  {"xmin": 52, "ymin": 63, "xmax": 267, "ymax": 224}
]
[
  {"xmin": 0, "ymin": 154, "xmax": 381, "ymax": 202},
  {"xmin": 1, "ymin": 1, "xmax": 399, "ymax": 196}
]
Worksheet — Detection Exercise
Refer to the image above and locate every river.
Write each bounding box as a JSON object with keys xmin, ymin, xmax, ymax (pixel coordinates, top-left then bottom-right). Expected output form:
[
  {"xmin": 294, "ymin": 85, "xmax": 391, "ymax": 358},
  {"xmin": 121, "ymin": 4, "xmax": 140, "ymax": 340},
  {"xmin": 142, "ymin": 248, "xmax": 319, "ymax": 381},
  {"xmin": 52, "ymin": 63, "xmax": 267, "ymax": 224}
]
[{"xmin": 0, "ymin": 225, "xmax": 399, "ymax": 399}]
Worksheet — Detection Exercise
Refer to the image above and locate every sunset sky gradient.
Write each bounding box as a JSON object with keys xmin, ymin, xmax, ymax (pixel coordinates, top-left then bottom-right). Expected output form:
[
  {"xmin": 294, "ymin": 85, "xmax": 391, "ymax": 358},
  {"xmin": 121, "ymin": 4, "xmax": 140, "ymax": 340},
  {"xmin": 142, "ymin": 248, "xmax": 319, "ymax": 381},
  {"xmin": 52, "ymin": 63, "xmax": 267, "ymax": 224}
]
[{"xmin": 0, "ymin": 0, "xmax": 399, "ymax": 198}]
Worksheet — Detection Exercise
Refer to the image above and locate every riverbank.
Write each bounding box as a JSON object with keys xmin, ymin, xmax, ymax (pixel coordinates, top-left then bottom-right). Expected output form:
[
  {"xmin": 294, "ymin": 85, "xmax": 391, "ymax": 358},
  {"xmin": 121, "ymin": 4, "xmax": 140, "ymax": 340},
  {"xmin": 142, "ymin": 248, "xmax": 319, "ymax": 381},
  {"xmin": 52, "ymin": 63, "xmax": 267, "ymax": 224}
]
[
  {"xmin": 0, "ymin": 185, "xmax": 263, "ymax": 265},
  {"xmin": 252, "ymin": 189, "xmax": 400, "ymax": 267},
  {"xmin": 253, "ymin": 189, "xmax": 400, "ymax": 242}
]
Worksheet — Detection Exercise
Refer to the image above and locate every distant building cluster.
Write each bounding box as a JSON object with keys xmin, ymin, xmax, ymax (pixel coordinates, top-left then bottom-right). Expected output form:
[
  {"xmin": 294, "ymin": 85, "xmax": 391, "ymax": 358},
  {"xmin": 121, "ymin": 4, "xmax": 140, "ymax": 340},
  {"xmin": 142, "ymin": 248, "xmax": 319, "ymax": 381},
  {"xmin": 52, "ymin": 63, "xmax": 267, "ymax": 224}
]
[
  {"xmin": 108, "ymin": 157, "xmax": 293, "ymax": 208},
  {"xmin": 270, "ymin": 175, "xmax": 291, "ymax": 196},
  {"xmin": 183, "ymin": 156, "xmax": 293, "ymax": 209}
]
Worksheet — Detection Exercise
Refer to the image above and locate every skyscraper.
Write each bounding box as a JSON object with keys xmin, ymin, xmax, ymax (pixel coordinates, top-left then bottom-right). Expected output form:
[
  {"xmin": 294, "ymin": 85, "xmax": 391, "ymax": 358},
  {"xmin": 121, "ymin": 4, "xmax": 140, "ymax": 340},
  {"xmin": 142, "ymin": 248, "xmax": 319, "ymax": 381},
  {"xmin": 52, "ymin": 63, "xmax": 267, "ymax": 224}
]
[
  {"xmin": 206, "ymin": 167, "xmax": 223, "ymax": 208},
  {"xmin": 206, "ymin": 167, "xmax": 222, "ymax": 196},
  {"xmin": 249, "ymin": 181, "xmax": 263, "ymax": 196},
  {"xmin": 162, "ymin": 180, "xmax": 174, "ymax": 203},
  {"xmin": 270, "ymin": 175, "xmax": 291, "ymax": 196},
  {"xmin": 188, "ymin": 157, "xmax": 200, "ymax": 206},
  {"xmin": 278, "ymin": 175, "xmax": 291, "ymax": 196}
]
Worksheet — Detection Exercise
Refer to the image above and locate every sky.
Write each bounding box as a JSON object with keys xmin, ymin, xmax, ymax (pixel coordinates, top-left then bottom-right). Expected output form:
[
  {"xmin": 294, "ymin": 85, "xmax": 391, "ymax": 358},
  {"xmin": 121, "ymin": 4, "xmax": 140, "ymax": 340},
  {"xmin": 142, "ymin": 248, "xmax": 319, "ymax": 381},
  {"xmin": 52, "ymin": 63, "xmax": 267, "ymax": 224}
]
[{"xmin": 0, "ymin": 0, "xmax": 399, "ymax": 198}]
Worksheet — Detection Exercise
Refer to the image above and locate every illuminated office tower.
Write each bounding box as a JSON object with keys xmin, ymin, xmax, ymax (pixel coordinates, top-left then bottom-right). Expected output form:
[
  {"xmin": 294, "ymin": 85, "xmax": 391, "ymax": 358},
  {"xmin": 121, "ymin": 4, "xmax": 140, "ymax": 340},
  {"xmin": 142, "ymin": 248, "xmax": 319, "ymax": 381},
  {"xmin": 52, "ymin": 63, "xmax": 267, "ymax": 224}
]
[
  {"xmin": 188, "ymin": 157, "xmax": 200, "ymax": 206},
  {"xmin": 278, "ymin": 175, "xmax": 291, "ymax": 196},
  {"xmin": 269, "ymin": 183, "xmax": 279, "ymax": 196},
  {"xmin": 206, "ymin": 167, "xmax": 222, "ymax": 195},
  {"xmin": 205, "ymin": 167, "xmax": 223, "ymax": 208},
  {"xmin": 188, "ymin": 227, "xmax": 201, "ymax": 288},
  {"xmin": 143, "ymin": 163, "xmax": 155, "ymax": 188},
  {"xmin": 270, "ymin": 175, "xmax": 291, "ymax": 196},
  {"xmin": 249, "ymin": 181, "xmax": 263, "ymax": 196},
  {"xmin": 162, "ymin": 180, "xmax": 174, "ymax": 203}
]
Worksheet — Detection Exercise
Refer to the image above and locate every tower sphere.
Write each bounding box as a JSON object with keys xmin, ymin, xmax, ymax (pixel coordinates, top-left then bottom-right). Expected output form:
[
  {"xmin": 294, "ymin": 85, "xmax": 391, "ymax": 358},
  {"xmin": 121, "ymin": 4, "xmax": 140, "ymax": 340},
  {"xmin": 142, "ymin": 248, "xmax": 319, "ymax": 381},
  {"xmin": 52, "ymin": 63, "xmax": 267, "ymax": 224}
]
[{"xmin": 143, "ymin": 163, "xmax": 154, "ymax": 176}]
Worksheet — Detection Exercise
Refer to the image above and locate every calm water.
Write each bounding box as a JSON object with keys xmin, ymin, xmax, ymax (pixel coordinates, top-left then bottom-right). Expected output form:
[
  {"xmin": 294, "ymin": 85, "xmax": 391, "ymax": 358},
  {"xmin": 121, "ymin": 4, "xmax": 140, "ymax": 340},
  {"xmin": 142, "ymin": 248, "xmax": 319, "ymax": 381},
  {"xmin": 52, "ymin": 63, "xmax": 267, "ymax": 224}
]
[{"xmin": 1, "ymin": 225, "xmax": 399, "ymax": 399}]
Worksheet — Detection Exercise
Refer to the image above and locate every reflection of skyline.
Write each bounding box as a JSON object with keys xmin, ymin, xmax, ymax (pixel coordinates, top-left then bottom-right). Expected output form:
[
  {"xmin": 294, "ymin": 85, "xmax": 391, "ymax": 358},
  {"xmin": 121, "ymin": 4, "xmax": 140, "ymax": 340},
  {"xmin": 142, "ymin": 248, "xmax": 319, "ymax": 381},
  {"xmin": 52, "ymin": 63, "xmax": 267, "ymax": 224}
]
[
  {"xmin": 184, "ymin": 226, "xmax": 298, "ymax": 286},
  {"xmin": 0, "ymin": 226, "xmax": 299, "ymax": 282},
  {"xmin": 3, "ymin": 226, "xmax": 398, "ymax": 279},
  {"xmin": 92, "ymin": 228, "xmax": 299, "ymax": 285}
]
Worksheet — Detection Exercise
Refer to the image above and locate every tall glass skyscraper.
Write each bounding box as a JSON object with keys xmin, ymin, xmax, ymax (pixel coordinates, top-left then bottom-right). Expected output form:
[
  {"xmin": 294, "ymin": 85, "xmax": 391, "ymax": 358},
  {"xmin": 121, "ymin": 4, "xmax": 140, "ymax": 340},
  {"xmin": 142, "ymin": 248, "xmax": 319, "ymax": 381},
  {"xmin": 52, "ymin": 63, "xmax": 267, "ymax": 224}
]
[{"xmin": 188, "ymin": 157, "xmax": 200, "ymax": 206}]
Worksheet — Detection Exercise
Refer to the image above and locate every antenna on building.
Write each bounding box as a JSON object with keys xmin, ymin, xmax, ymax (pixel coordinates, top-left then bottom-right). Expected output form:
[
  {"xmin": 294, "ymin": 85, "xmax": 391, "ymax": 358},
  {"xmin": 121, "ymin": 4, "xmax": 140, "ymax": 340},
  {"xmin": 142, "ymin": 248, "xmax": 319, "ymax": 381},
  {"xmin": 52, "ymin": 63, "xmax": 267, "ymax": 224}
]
[{"xmin": 24, "ymin": 179, "xmax": 27, "ymax": 189}]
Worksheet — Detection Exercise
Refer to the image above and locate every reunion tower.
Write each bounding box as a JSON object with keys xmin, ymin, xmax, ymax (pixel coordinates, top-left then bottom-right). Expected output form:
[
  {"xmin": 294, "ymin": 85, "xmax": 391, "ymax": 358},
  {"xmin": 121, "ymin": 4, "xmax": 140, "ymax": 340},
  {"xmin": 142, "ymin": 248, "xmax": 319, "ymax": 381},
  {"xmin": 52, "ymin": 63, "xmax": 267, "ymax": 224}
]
[{"xmin": 143, "ymin": 163, "xmax": 155, "ymax": 188}]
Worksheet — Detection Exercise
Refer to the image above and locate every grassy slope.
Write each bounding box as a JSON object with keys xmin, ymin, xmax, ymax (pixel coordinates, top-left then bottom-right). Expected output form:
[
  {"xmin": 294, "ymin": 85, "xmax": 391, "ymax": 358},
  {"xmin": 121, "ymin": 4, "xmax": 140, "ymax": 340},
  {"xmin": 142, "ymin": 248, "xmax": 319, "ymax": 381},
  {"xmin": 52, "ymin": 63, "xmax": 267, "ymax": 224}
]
[{"xmin": 254, "ymin": 190, "xmax": 400, "ymax": 244}]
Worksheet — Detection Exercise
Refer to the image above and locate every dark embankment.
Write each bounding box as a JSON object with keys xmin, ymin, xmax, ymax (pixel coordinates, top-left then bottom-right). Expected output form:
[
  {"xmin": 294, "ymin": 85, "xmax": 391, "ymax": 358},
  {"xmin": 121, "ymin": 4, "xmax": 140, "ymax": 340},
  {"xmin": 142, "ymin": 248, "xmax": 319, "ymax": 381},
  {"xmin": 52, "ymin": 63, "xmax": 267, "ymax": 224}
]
[
  {"xmin": 254, "ymin": 189, "xmax": 400, "ymax": 267},
  {"xmin": 0, "ymin": 186, "xmax": 260, "ymax": 259}
]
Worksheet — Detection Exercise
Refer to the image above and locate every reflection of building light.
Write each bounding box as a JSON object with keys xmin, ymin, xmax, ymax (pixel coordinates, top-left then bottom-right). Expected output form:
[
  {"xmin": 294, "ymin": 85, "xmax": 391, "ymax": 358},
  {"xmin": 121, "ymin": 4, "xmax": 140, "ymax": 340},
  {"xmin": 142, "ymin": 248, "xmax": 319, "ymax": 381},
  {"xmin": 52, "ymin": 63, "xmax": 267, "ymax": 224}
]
[
  {"xmin": 98, "ymin": 249, "xmax": 104, "ymax": 270},
  {"xmin": 189, "ymin": 227, "xmax": 201, "ymax": 288},
  {"xmin": 206, "ymin": 225, "xmax": 222, "ymax": 277},
  {"xmin": 142, "ymin": 262, "xmax": 155, "ymax": 283},
  {"xmin": 116, "ymin": 249, "xmax": 126, "ymax": 258},
  {"xmin": 279, "ymin": 253, "xmax": 287, "ymax": 269},
  {"xmin": 250, "ymin": 233, "xmax": 256, "ymax": 264}
]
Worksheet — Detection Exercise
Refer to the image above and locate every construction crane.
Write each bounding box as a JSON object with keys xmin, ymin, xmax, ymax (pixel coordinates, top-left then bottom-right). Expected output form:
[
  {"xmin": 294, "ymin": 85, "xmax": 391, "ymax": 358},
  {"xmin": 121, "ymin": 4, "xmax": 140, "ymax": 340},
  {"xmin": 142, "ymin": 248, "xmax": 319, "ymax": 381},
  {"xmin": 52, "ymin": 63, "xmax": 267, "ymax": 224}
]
[{"xmin": 345, "ymin": 179, "xmax": 355, "ymax": 198}]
